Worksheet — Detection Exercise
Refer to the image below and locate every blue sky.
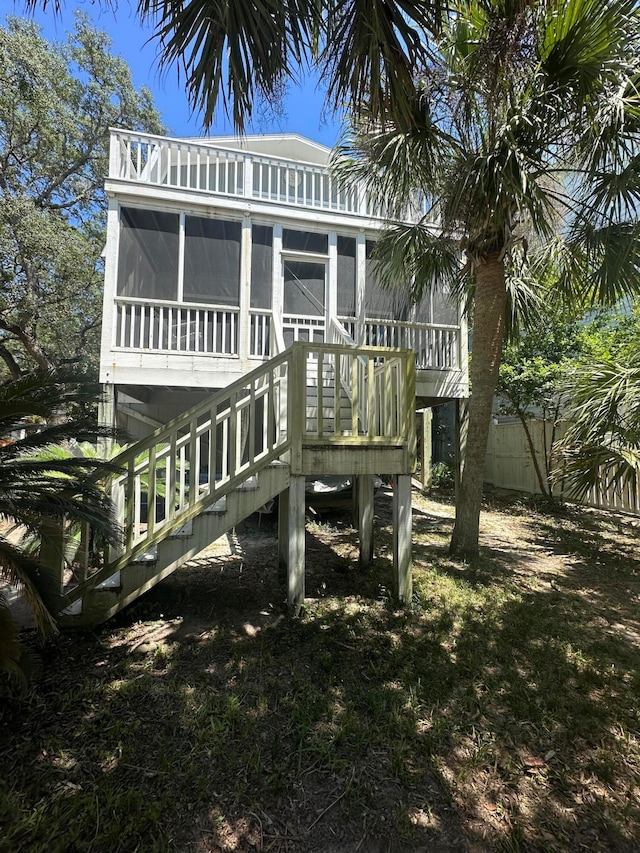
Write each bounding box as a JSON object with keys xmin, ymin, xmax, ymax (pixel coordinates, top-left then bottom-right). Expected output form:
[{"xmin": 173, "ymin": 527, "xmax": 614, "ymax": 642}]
[{"xmin": 16, "ymin": 2, "xmax": 343, "ymax": 146}]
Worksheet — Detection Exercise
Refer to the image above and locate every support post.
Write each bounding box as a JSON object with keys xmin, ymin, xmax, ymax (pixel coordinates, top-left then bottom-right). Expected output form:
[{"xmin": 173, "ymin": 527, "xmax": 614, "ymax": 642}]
[
  {"xmin": 76, "ymin": 523, "xmax": 90, "ymax": 583},
  {"xmin": 420, "ymin": 408, "xmax": 433, "ymax": 492},
  {"xmin": 392, "ymin": 475, "xmax": 412, "ymax": 605},
  {"xmin": 40, "ymin": 518, "xmax": 66, "ymax": 596},
  {"xmin": 280, "ymin": 476, "xmax": 306, "ymax": 612},
  {"xmin": 238, "ymin": 215, "xmax": 252, "ymax": 365},
  {"xmin": 355, "ymin": 233, "xmax": 366, "ymax": 346},
  {"xmin": 278, "ymin": 485, "xmax": 289, "ymax": 583},
  {"xmin": 98, "ymin": 383, "xmax": 117, "ymax": 457},
  {"xmin": 357, "ymin": 475, "xmax": 374, "ymax": 568}
]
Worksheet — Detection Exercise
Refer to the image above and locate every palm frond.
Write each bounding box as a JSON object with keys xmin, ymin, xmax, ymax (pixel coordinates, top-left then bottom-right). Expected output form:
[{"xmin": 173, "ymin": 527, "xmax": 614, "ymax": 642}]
[
  {"xmin": 321, "ymin": 0, "xmax": 439, "ymax": 127},
  {"xmin": 561, "ymin": 442, "xmax": 640, "ymax": 501},
  {"xmin": 0, "ymin": 594, "xmax": 24, "ymax": 686},
  {"xmin": 139, "ymin": 0, "xmax": 317, "ymax": 130},
  {"xmin": 559, "ymin": 356, "xmax": 640, "ymax": 499},
  {"xmin": 0, "ymin": 537, "xmax": 59, "ymax": 638},
  {"xmin": 0, "ymin": 372, "xmax": 122, "ymax": 651},
  {"xmin": 373, "ymin": 220, "xmax": 463, "ymax": 306},
  {"xmin": 567, "ymin": 220, "xmax": 640, "ymax": 306},
  {"xmin": 540, "ymin": 0, "xmax": 638, "ymax": 107},
  {"xmin": 333, "ymin": 96, "xmax": 452, "ymax": 219}
]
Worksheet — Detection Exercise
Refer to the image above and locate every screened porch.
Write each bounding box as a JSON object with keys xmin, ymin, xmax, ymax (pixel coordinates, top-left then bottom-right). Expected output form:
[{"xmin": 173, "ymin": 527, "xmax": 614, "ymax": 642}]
[{"xmin": 106, "ymin": 205, "xmax": 464, "ymax": 382}]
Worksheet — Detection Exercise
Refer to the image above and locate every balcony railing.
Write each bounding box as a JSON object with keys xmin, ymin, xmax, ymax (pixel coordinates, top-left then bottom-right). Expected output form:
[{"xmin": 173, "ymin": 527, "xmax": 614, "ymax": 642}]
[
  {"xmin": 110, "ymin": 129, "xmax": 436, "ymax": 223},
  {"xmin": 339, "ymin": 317, "xmax": 461, "ymax": 370},
  {"xmin": 111, "ymin": 297, "xmax": 460, "ymax": 371},
  {"xmin": 114, "ymin": 298, "xmax": 240, "ymax": 356}
]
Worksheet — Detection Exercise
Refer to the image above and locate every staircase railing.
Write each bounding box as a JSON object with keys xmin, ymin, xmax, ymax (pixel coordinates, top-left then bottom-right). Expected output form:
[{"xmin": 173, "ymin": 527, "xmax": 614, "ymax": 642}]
[
  {"xmin": 296, "ymin": 341, "xmax": 415, "ymax": 449},
  {"xmin": 60, "ymin": 342, "xmax": 415, "ymax": 611}
]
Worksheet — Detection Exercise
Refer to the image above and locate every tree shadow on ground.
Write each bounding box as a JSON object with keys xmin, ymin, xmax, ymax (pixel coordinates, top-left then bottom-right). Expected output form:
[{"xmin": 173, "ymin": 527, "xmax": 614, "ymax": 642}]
[{"xmin": 2, "ymin": 495, "xmax": 640, "ymax": 852}]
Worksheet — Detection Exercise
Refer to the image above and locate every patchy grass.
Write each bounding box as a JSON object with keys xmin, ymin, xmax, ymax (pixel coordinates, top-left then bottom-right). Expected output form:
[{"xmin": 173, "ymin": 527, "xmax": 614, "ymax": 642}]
[{"xmin": 1, "ymin": 489, "xmax": 640, "ymax": 852}]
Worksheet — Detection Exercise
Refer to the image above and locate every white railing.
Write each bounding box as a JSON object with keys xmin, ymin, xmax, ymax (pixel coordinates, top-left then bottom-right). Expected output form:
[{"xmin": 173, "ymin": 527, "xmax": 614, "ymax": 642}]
[
  {"xmin": 110, "ymin": 129, "xmax": 406, "ymax": 221},
  {"xmin": 114, "ymin": 131, "xmax": 244, "ymax": 196},
  {"xmin": 358, "ymin": 319, "xmax": 460, "ymax": 370},
  {"xmin": 112, "ymin": 297, "xmax": 460, "ymax": 371},
  {"xmin": 253, "ymin": 156, "xmax": 361, "ymax": 213},
  {"xmin": 283, "ymin": 314, "xmax": 325, "ymax": 346},
  {"xmin": 114, "ymin": 298, "xmax": 239, "ymax": 356},
  {"xmin": 329, "ymin": 316, "xmax": 367, "ymax": 431},
  {"xmin": 249, "ymin": 309, "xmax": 272, "ymax": 358}
]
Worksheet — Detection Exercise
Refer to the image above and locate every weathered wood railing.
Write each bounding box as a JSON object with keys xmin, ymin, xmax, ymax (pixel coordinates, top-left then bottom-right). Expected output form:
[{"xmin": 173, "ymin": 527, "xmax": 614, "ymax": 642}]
[{"xmin": 61, "ymin": 342, "xmax": 415, "ymax": 611}]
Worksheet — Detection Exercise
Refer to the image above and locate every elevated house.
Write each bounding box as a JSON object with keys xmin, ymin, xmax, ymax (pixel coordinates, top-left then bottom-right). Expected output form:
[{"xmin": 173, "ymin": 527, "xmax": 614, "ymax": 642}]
[{"xmin": 57, "ymin": 130, "xmax": 469, "ymax": 626}]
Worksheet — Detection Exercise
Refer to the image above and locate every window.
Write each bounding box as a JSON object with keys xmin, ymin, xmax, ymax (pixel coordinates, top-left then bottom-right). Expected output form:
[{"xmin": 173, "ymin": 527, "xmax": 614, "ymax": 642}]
[
  {"xmin": 250, "ymin": 225, "xmax": 273, "ymax": 309},
  {"xmin": 184, "ymin": 217, "xmax": 241, "ymax": 305},
  {"xmin": 282, "ymin": 229, "xmax": 328, "ymax": 254},
  {"xmin": 432, "ymin": 286, "xmax": 458, "ymax": 325},
  {"xmin": 117, "ymin": 208, "xmax": 179, "ymax": 300},
  {"xmin": 337, "ymin": 236, "xmax": 356, "ymax": 317},
  {"xmin": 283, "ymin": 260, "xmax": 325, "ymax": 316}
]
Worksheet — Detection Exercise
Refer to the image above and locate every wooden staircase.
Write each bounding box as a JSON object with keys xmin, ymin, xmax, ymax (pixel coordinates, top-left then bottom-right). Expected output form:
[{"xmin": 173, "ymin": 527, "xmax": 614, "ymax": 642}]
[{"xmin": 55, "ymin": 342, "xmax": 416, "ymax": 626}]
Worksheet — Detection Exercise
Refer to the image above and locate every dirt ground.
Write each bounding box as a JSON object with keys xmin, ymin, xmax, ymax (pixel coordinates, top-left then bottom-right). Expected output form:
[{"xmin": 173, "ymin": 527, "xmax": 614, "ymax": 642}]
[{"xmin": 2, "ymin": 487, "xmax": 640, "ymax": 852}]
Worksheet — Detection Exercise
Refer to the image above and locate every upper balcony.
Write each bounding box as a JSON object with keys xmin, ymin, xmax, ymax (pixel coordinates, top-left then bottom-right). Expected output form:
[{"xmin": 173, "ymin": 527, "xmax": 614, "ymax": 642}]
[{"xmin": 108, "ymin": 129, "xmax": 431, "ymax": 226}]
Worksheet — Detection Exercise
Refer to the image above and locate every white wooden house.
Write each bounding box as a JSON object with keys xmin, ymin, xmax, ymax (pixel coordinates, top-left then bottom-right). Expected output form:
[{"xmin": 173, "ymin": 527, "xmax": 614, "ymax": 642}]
[{"xmin": 55, "ymin": 130, "xmax": 469, "ymax": 626}]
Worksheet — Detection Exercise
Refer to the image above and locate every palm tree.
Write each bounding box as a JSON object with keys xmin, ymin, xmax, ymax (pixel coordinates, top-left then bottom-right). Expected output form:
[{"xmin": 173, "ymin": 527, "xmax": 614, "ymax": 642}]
[
  {"xmin": 560, "ymin": 357, "xmax": 640, "ymax": 503},
  {"xmin": 0, "ymin": 371, "xmax": 120, "ymax": 680},
  {"xmin": 335, "ymin": 0, "xmax": 640, "ymax": 556}
]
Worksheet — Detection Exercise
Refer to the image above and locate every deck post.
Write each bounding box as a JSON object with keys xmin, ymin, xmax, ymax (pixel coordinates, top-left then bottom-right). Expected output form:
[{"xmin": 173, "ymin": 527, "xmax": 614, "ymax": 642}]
[
  {"xmin": 357, "ymin": 475, "xmax": 374, "ymax": 567},
  {"xmin": 392, "ymin": 475, "xmax": 412, "ymax": 605},
  {"xmin": 98, "ymin": 383, "xmax": 116, "ymax": 457},
  {"xmin": 239, "ymin": 215, "xmax": 252, "ymax": 364},
  {"xmin": 40, "ymin": 518, "xmax": 66, "ymax": 596},
  {"xmin": 420, "ymin": 408, "xmax": 433, "ymax": 491},
  {"xmin": 285, "ymin": 475, "xmax": 306, "ymax": 613},
  {"xmin": 278, "ymin": 484, "xmax": 289, "ymax": 582}
]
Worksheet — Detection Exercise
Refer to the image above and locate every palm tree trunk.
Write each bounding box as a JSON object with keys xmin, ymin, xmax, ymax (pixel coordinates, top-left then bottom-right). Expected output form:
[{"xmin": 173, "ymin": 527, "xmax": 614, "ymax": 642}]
[{"xmin": 450, "ymin": 254, "xmax": 507, "ymax": 559}]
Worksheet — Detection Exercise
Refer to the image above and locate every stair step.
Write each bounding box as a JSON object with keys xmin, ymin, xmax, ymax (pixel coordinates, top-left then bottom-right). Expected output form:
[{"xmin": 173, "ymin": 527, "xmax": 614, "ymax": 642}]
[
  {"xmin": 204, "ymin": 495, "xmax": 227, "ymax": 513},
  {"xmin": 57, "ymin": 431, "xmax": 292, "ymax": 627},
  {"xmin": 97, "ymin": 571, "xmax": 121, "ymax": 589},
  {"xmin": 133, "ymin": 546, "xmax": 158, "ymax": 563},
  {"xmin": 236, "ymin": 474, "xmax": 258, "ymax": 491},
  {"xmin": 169, "ymin": 520, "xmax": 193, "ymax": 537}
]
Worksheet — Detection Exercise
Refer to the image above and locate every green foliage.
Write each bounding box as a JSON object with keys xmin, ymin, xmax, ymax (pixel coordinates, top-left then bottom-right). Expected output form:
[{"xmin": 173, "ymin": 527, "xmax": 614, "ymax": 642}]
[
  {"xmin": 561, "ymin": 350, "xmax": 640, "ymax": 501},
  {"xmin": 496, "ymin": 296, "xmax": 640, "ymax": 504},
  {"xmin": 0, "ymin": 370, "xmax": 121, "ymax": 680},
  {"xmin": 430, "ymin": 462, "xmax": 455, "ymax": 491},
  {"xmin": 0, "ymin": 14, "xmax": 164, "ymax": 378},
  {"xmin": 497, "ymin": 297, "xmax": 599, "ymax": 499}
]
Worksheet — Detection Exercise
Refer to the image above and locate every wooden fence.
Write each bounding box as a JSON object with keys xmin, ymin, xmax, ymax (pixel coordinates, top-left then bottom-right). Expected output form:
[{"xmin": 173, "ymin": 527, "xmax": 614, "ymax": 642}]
[{"xmin": 484, "ymin": 419, "xmax": 640, "ymax": 516}]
